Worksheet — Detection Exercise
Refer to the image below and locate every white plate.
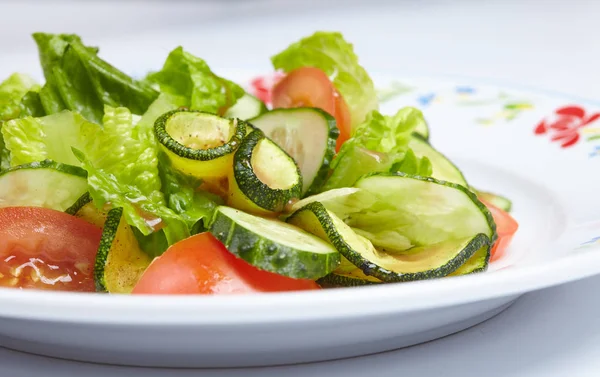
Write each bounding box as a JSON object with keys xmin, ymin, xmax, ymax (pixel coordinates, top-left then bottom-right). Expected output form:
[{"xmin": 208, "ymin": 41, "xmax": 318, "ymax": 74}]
[{"xmin": 1, "ymin": 28, "xmax": 600, "ymax": 368}]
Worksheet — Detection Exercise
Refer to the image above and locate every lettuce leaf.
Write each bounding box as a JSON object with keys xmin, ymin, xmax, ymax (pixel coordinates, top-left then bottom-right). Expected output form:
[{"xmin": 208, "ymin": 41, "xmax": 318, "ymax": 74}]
[
  {"xmin": 272, "ymin": 31, "xmax": 378, "ymax": 128},
  {"xmin": 72, "ymin": 106, "xmax": 190, "ymax": 254},
  {"xmin": 145, "ymin": 47, "xmax": 244, "ymax": 114},
  {"xmin": 2, "ymin": 111, "xmax": 91, "ymax": 166},
  {"xmin": 0, "ymin": 73, "xmax": 41, "ymax": 170},
  {"xmin": 73, "ymin": 147, "xmax": 189, "ymax": 255},
  {"xmin": 0, "ymin": 73, "xmax": 40, "ymax": 121},
  {"xmin": 322, "ymin": 107, "xmax": 430, "ymax": 190},
  {"xmin": 32, "ymin": 33, "xmax": 158, "ymax": 123},
  {"xmin": 159, "ymin": 153, "xmax": 221, "ymax": 233}
]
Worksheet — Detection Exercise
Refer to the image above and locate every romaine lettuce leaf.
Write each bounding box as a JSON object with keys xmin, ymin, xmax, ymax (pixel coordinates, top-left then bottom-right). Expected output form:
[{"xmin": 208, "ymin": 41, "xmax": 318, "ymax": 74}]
[
  {"xmin": 0, "ymin": 73, "xmax": 40, "ymax": 121},
  {"xmin": 145, "ymin": 47, "xmax": 244, "ymax": 114},
  {"xmin": 271, "ymin": 31, "xmax": 378, "ymax": 128},
  {"xmin": 72, "ymin": 147, "xmax": 189, "ymax": 255},
  {"xmin": 322, "ymin": 107, "xmax": 431, "ymax": 190},
  {"xmin": 32, "ymin": 33, "xmax": 158, "ymax": 123},
  {"xmin": 0, "ymin": 73, "xmax": 41, "ymax": 170},
  {"xmin": 2, "ymin": 111, "xmax": 90, "ymax": 166},
  {"xmin": 71, "ymin": 106, "xmax": 191, "ymax": 254},
  {"xmin": 19, "ymin": 91, "xmax": 46, "ymax": 118}
]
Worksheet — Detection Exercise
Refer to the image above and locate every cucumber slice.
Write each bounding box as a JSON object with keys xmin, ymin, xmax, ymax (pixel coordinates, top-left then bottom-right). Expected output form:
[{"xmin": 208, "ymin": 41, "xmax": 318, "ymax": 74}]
[
  {"xmin": 209, "ymin": 206, "xmax": 340, "ymax": 279},
  {"xmin": 154, "ymin": 109, "xmax": 247, "ymax": 180},
  {"xmin": 225, "ymin": 93, "xmax": 267, "ymax": 120},
  {"xmin": 476, "ymin": 189, "xmax": 513, "ymax": 212},
  {"xmin": 288, "ymin": 201, "xmax": 491, "ymax": 282},
  {"xmin": 0, "ymin": 159, "xmax": 88, "ymax": 211},
  {"xmin": 249, "ymin": 108, "xmax": 338, "ymax": 196},
  {"xmin": 408, "ymin": 134, "xmax": 467, "ymax": 186},
  {"xmin": 95, "ymin": 207, "xmax": 152, "ymax": 293},
  {"xmin": 413, "ymin": 120, "xmax": 430, "ymax": 140},
  {"xmin": 228, "ymin": 129, "xmax": 302, "ymax": 214}
]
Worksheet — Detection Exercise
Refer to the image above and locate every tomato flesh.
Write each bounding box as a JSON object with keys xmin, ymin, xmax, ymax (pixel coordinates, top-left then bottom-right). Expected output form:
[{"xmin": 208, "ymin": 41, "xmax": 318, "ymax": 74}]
[
  {"xmin": 132, "ymin": 232, "xmax": 320, "ymax": 295},
  {"xmin": 0, "ymin": 207, "xmax": 102, "ymax": 291},
  {"xmin": 480, "ymin": 200, "xmax": 519, "ymax": 262},
  {"xmin": 271, "ymin": 67, "xmax": 352, "ymax": 151}
]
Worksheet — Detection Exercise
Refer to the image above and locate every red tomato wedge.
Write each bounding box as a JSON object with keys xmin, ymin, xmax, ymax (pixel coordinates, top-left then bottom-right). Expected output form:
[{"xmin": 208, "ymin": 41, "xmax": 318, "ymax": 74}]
[
  {"xmin": 271, "ymin": 67, "xmax": 352, "ymax": 151},
  {"xmin": 481, "ymin": 200, "xmax": 519, "ymax": 262},
  {"xmin": 0, "ymin": 207, "xmax": 102, "ymax": 292},
  {"xmin": 132, "ymin": 232, "xmax": 320, "ymax": 295}
]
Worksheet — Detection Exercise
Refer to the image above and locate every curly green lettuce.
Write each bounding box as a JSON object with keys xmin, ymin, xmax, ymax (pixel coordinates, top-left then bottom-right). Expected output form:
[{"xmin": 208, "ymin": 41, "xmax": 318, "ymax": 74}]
[
  {"xmin": 145, "ymin": 47, "xmax": 244, "ymax": 114},
  {"xmin": 322, "ymin": 107, "xmax": 431, "ymax": 190}
]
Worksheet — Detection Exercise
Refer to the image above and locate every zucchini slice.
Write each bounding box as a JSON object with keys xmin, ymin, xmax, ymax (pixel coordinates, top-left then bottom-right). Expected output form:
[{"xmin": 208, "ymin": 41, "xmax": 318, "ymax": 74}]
[
  {"xmin": 448, "ymin": 244, "xmax": 491, "ymax": 276},
  {"xmin": 346, "ymin": 173, "xmax": 496, "ymax": 246},
  {"xmin": 476, "ymin": 189, "xmax": 513, "ymax": 212},
  {"xmin": 0, "ymin": 159, "xmax": 88, "ymax": 211},
  {"xmin": 228, "ymin": 129, "xmax": 302, "ymax": 214},
  {"xmin": 249, "ymin": 108, "xmax": 338, "ymax": 196},
  {"xmin": 209, "ymin": 206, "xmax": 340, "ymax": 279},
  {"xmin": 318, "ymin": 273, "xmax": 381, "ymax": 288},
  {"xmin": 154, "ymin": 109, "xmax": 246, "ymax": 180},
  {"xmin": 318, "ymin": 258, "xmax": 382, "ymax": 287},
  {"xmin": 408, "ymin": 134, "xmax": 468, "ymax": 186},
  {"xmin": 225, "ymin": 93, "xmax": 267, "ymax": 120},
  {"xmin": 64, "ymin": 192, "xmax": 92, "ymax": 215},
  {"xmin": 94, "ymin": 207, "xmax": 152, "ymax": 293},
  {"xmin": 288, "ymin": 201, "xmax": 490, "ymax": 282}
]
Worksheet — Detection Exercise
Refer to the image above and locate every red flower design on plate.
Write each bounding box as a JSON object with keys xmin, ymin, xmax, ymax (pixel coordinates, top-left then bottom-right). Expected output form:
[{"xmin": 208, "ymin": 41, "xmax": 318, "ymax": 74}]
[
  {"xmin": 250, "ymin": 72, "xmax": 286, "ymax": 106},
  {"xmin": 535, "ymin": 105, "xmax": 600, "ymax": 148}
]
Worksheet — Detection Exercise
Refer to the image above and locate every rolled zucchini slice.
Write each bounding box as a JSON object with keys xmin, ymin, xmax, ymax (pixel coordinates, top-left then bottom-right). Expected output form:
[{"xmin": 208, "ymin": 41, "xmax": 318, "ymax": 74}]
[
  {"xmin": 209, "ymin": 206, "xmax": 339, "ymax": 280},
  {"xmin": 228, "ymin": 129, "xmax": 302, "ymax": 215},
  {"xmin": 288, "ymin": 201, "xmax": 491, "ymax": 282},
  {"xmin": 154, "ymin": 109, "xmax": 247, "ymax": 180},
  {"xmin": 94, "ymin": 207, "xmax": 152, "ymax": 293}
]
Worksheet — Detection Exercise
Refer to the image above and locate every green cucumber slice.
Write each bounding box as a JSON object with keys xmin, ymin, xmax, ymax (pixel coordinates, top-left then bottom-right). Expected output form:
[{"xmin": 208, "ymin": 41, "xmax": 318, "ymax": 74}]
[
  {"xmin": 249, "ymin": 108, "xmax": 338, "ymax": 196},
  {"xmin": 154, "ymin": 109, "xmax": 246, "ymax": 179},
  {"xmin": 408, "ymin": 134, "xmax": 467, "ymax": 186},
  {"xmin": 476, "ymin": 189, "xmax": 513, "ymax": 212},
  {"xmin": 0, "ymin": 159, "xmax": 88, "ymax": 211},
  {"xmin": 229, "ymin": 129, "xmax": 302, "ymax": 214},
  {"xmin": 95, "ymin": 207, "xmax": 152, "ymax": 293},
  {"xmin": 209, "ymin": 206, "xmax": 340, "ymax": 279},
  {"xmin": 288, "ymin": 201, "xmax": 490, "ymax": 282},
  {"xmin": 225, "ymin": 93, "xmax": 267, "ymax": 120}
]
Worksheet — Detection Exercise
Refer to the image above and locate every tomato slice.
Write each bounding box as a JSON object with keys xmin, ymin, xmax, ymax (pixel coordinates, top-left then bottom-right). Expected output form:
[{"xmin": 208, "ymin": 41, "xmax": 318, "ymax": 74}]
[
  {"xmin": 271, "ymin": 67, "xmax": 352, "ymax": 151},
  {"xmin": 132, "ymin": 232, "xmax": 319, "ymax": 295},
  {"xmin": 0, "ymin": 207, "xmax": 102, "ymax": 291},
  {"xmin": 480, "ymin": 200, "xmax": 519, "ymax": 262}
]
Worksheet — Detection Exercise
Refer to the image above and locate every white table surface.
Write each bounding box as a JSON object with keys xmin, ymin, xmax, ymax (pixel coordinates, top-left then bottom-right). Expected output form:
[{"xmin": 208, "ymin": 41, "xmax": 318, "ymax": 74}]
[{"xmin": 1, "ymin": 0, "xmax": 599, "ymax": 375}]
